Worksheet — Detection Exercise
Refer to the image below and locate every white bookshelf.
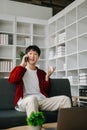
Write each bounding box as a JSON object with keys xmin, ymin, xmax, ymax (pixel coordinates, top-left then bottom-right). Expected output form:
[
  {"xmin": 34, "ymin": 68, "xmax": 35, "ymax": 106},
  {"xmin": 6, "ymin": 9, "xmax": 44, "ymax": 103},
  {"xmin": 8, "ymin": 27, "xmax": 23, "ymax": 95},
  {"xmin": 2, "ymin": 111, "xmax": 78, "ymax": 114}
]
[
  {"xmin": 48, "ymin": 0, "xmax": 87, "ymax": 106},
  {"xmin": 0, "ymin": 15, "xmax": 48, "ymax": 78}
]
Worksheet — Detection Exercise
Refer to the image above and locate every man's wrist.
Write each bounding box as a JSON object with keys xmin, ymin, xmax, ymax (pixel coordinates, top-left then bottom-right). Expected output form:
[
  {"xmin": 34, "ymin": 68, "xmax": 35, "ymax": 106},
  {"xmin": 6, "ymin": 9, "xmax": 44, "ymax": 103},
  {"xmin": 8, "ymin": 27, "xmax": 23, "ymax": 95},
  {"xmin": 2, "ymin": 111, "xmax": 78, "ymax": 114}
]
[
  {"xmin": 20, "ymin": 63, "xmax": 26, "ymax": 67},
  {"xmin": 45, "ymin": 75, "xmax": 49, "ymax": 81}
]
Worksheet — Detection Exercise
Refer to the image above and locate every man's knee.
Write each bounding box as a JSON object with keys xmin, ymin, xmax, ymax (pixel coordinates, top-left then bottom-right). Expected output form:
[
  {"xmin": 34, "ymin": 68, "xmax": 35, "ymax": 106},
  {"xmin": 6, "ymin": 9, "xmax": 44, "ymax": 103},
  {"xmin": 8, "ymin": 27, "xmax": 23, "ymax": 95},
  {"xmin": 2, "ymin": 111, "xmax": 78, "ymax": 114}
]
[
  {"xmin": 63, "ymin": 95, "xmax": 71, "ymax": 107},
  {"xmin": 27, "ymin": 96, "xmax": 38, "ymax": 104}
]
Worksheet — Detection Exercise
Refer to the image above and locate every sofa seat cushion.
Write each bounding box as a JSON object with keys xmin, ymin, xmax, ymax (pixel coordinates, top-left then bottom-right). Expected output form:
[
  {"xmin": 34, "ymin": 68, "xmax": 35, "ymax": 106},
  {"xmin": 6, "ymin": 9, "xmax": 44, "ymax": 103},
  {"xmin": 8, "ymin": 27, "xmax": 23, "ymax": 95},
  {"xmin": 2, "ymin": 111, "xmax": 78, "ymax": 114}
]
[
  {"xmin": 42, "ymin": 111, "xmax": 58, "ymax": 123},
  {"xmin": 0, "ymin": 110, "xmax": 58, "ymax": 129},
  {"xmin": 0, "ymin": 110, "xmax": 27, "ymax": 129}
]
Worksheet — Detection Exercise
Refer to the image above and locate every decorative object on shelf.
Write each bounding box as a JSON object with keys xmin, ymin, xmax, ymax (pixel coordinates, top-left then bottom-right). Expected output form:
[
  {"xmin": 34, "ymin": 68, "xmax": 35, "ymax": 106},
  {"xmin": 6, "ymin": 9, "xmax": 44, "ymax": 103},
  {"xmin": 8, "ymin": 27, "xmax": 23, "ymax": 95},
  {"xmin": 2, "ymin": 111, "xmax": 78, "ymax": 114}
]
[
  {"xmin": 26, "ymin": 111, "xmax": 45, "ymax": 130},
  {"xmin": 19, "ymin": 51, "xmax": 25, "ymax": 60}
]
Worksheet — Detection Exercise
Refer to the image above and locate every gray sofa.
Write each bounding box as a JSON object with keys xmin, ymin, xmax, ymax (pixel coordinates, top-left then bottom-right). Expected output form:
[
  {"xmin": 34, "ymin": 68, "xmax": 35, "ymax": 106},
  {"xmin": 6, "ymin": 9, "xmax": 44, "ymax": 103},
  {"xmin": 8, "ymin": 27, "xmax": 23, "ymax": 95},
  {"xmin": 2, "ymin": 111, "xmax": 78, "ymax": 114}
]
[{"xmin": 0, "ymin": 78, "xmax": 72, "ymax": 129}]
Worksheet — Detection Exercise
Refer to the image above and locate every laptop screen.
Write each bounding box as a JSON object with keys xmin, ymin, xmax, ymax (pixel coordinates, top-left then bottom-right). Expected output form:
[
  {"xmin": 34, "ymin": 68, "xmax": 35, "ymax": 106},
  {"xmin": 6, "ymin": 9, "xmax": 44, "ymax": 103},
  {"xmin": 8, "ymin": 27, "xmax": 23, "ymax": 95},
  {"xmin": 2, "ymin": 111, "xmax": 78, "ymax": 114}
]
[{"xmin": 57, "ymin": 107, "xmax": 87, "ymax": 130}]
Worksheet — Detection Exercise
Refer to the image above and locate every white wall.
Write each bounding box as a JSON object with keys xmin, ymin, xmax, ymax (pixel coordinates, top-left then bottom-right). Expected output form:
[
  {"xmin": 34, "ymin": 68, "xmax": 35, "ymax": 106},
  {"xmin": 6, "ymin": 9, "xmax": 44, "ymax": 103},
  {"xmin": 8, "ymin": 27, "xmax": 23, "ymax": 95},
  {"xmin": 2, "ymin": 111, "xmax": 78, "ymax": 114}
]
[{"xmin": 0, "ymin": 0, "xmax": 52, "ymax": 20}]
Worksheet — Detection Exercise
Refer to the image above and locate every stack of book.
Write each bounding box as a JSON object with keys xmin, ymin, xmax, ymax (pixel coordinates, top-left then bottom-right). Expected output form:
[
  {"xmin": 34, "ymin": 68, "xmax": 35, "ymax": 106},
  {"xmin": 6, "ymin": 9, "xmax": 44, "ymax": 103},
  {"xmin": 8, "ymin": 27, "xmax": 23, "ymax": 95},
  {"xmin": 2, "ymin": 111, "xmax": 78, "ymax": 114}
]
[
  {"xmin": 59, "ymin": 32, "xmax": 66, "ymax": 44},
  {"xmin": 48, "ymin": 50, "xmax": 55, "ymax": 59},
  {"xmin": 79, "ymin": 73, "xmax": 87, "ymax": 85},
  {"xmin": 0, "ymin": 34, "xmax": 13, "ymax": 45},
  {"xmin": 79, "ymin": 88, "xmax": 87, "ymax": 97},
  {"xmin": 68, "ymin": 76, "xmax": 78, "ymax": 85},
  {"xmin": 0, "ymin": 61, "xmax": 13, "ymax": 72},
  {"xmin": 56, "ymin": 46, "xmax": 65, "ymax": 57}
]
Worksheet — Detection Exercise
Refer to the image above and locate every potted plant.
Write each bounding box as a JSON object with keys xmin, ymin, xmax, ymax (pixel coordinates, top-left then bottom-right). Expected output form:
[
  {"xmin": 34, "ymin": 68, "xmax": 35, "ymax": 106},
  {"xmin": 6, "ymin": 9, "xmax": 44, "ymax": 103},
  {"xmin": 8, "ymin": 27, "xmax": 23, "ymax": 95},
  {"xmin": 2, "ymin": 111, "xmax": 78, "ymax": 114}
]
[
  {"xmin": 26, "ymin": 111, "xmax": 45, "ymax": 130},
  {"xmin": 19, "ymin": 51, "xmax": 25, "ymax": 60}
]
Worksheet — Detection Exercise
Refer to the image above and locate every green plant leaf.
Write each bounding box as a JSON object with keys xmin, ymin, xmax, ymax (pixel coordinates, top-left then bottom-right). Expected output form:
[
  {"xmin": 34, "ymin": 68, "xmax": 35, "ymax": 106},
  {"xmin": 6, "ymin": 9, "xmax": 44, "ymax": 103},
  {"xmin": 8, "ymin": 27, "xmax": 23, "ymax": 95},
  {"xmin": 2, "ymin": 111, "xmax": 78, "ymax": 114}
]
[
  {"xmin": 26, "ymin": 112, "xmax": 45, "ymax": 126},
  {"xmin": 19, "ymin": 51, "xmax": 25, "ymax": 60}
]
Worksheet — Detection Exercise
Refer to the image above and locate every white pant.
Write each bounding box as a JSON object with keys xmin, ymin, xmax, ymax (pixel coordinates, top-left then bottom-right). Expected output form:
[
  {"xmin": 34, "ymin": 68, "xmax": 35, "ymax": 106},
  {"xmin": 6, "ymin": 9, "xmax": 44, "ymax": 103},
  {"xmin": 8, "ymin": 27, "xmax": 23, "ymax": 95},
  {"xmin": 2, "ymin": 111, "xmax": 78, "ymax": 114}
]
[{"xmin": 18, "ymin": 95, "xmax": 71, "ymax": 117}]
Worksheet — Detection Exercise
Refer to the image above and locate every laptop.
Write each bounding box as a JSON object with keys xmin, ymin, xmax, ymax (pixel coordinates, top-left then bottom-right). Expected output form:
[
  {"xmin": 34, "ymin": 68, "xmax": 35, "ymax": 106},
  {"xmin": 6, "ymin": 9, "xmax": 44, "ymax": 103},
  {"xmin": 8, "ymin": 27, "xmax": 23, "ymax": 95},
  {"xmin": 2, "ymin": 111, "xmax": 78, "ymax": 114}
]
[
  {"xmin": 57, "ymin": 107, "xmax": 87, "ymax": 130},
  {"xmin": 45, "ymin": 107, "xmax": 87, "ymax": 130}
]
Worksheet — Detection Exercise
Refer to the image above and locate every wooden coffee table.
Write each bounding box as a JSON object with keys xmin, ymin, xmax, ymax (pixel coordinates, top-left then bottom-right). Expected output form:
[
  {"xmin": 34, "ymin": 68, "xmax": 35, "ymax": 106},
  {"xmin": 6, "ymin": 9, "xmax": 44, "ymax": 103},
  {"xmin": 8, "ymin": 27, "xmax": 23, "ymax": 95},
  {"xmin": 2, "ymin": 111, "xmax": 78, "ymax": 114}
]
[{"xmin": 6, "ymin": 123, "xmax": 57, "ymax": 130}]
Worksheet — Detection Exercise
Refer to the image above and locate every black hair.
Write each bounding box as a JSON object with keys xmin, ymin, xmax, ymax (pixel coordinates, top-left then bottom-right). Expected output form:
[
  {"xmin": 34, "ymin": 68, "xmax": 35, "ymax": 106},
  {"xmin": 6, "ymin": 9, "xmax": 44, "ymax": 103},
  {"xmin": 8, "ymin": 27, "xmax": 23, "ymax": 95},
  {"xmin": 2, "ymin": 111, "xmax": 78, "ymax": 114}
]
[{"xmin": 25, "ymin": 45, "xmax": 41, "ymax": 56}]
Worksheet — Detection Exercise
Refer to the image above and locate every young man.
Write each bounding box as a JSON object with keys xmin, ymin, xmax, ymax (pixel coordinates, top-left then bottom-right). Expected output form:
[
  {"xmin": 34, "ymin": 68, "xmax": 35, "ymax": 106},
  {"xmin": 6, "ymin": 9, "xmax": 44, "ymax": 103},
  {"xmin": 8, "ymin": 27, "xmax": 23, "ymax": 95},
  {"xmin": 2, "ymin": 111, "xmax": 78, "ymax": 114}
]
[{"xmin": 9, "ymin": 45, "xmax": 71, "ymax": 117}]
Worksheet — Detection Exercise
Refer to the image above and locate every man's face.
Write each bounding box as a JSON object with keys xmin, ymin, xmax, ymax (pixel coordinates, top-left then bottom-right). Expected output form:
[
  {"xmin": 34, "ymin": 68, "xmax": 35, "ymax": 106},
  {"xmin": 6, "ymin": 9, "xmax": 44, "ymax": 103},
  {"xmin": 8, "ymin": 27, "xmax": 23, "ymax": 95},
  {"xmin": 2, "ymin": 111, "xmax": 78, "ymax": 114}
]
[{"xmin": 27, "ymin": 49, "xmax": 39, "ymax": 65}]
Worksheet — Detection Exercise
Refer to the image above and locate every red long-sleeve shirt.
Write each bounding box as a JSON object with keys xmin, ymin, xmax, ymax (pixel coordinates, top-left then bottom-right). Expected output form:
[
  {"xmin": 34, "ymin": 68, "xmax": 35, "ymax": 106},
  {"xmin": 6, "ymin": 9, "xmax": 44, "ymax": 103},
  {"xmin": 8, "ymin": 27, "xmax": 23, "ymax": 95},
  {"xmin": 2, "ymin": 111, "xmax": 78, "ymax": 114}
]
[{"xmin": 8, "ymin": 66, "xmax": 51, "ymax": 106}]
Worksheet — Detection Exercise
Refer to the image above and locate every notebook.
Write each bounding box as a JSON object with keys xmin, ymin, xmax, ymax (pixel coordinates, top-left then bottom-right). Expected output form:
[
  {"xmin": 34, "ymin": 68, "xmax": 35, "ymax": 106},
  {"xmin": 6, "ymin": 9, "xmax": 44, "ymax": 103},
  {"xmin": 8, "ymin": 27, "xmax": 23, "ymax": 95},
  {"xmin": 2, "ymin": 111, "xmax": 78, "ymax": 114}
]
[{"xmin": 45, "ymin": 107, "xmax": 87, "ymax": 130}]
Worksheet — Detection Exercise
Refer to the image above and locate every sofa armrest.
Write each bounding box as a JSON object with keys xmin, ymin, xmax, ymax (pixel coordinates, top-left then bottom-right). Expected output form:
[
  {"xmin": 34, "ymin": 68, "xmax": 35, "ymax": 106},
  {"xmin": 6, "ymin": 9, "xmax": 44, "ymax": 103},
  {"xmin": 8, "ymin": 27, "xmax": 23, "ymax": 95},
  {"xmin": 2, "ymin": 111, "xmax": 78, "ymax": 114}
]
[{"xmin": 72, "ymin": 96, "xmax": 87, "ymax": 107}]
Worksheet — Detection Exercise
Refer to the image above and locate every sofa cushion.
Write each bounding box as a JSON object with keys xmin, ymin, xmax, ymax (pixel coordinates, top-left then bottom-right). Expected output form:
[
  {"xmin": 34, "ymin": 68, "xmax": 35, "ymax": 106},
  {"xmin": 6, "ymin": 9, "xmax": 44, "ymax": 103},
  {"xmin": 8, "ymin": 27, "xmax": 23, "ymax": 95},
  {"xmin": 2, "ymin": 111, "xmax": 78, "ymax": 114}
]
[
  {"xmin": 0, "ymin": 78, "xmax": 16, "ymax": 110},
  {"xmin": 42, "ymin": 111, "xmax": 58, "ymax": 123},
  {"xmin": 49, "ymin": 79, "xmax": 72, "ymax": 103}
]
